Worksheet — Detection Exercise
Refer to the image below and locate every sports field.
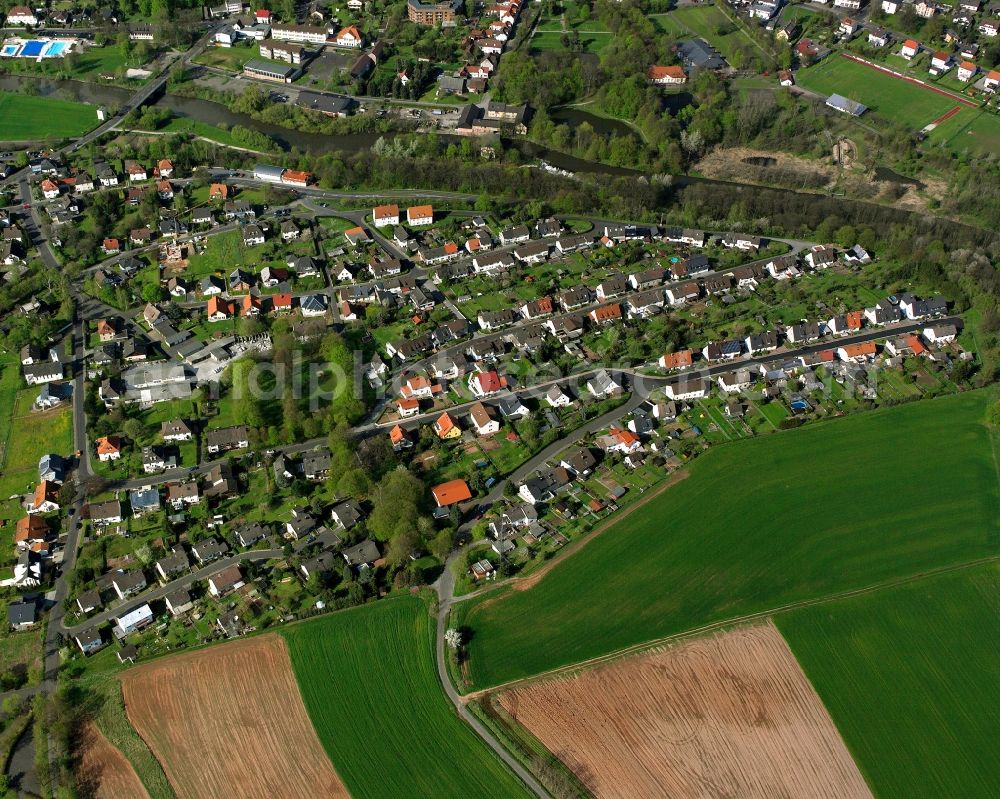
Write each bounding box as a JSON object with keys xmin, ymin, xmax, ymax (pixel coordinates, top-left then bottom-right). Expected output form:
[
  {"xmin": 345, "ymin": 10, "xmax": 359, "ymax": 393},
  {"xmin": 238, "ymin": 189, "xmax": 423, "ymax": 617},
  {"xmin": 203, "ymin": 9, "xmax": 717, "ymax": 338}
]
[
  {"xmin": 0, "ymin": 91, "xmax": 96, "ymax": 140},
  {"xmin": 926, "ymin": 108, "xmax": 1000, "ymax": 156},
  {"xmin": 796, "ymin": 55, "xmax": 965, "ymax": 129},
  {"xmin": 458, "ymin": 390, "xmax": 999, "ymax": 689},
  {"xmin": 777, "ymin": 564, "xmax": 1000, "ymax": 798},
  {"xmin": 281, "ymin": 596, "xmax": 533, "ymax": 799}
]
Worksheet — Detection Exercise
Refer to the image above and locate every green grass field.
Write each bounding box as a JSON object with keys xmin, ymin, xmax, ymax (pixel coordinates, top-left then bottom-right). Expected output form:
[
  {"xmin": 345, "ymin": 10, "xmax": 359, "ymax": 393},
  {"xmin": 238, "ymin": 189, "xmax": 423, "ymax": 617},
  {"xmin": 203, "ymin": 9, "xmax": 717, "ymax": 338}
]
[
  {"xmin": 927, "ymin": 108, "xmax": 1000, "ymax": 156},
  {"xmin": 796, "ymin": 55, "xmax": 964, "ymax": 129},
  {"xmin": 0, "ymin": 91, "xmax": 97, "ymax": 140},
  {"xmin": 5, "ymin": 396, "xmax": 73, "ymax": 473},
  {"xmin": 281, "ymin": 597, "xmax": 533, "ymax": 799},
  {"xmin": 0, "ymin": 357, "xmax": 21, "ymax": 470},
  {"xmin": 777, "ymin": 564, "xmax": 1000, "ymax": 799},
  {"xmin": 530, "ymin": 30, "xmax": 613, "ymax": 54},
  {"xmin": 458, "ymin": 390, "xmax": 999, "ymax": 689},
  {"xmin": 671, "ymin": 5, "xmax": 757, "ymax": 66}
]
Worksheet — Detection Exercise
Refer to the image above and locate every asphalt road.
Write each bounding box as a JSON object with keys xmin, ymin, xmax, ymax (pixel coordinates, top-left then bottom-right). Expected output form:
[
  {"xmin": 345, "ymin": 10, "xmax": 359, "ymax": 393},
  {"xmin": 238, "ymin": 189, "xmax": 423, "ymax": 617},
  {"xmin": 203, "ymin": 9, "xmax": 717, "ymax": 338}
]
[{"xmin": 433, "ymin": 552, "xmax": 552, "ymax": 799}]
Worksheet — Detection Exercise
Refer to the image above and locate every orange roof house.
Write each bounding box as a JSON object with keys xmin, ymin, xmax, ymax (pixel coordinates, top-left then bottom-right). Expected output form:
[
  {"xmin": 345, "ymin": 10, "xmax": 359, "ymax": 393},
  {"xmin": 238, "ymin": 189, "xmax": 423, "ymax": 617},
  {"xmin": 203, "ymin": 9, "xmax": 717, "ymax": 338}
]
[
  {"xmin": 838, "ymin": 341, "xmax": 877, "ymax": 360},
  {"xmin": 209, "ymin": 183, "xmax": 229, "ymax": 200},
  {"xmin": 443, "ymin": 241, "xmax": 459, "ymax": 256},
  {"xmin": 432, "ymin": 479, "xmax": 473, "ymax": 507},
  {"xmin": 389, "ymin": 424, "xmax": 411, "ymax": 449},
  {"xmin": 846, "ymin": 311, "xmax": 863, "ymax": 330},
  {"xmin": 30, "ymin": 480, "xmax": 60, "ymax": 512},
  {"xmin": 434, "ymin": 411, "xmax": 461, "ymax": 439},
  {"xmin": 281, "ymin": 170, "xmax": 311, "ymax": 186},
  {"xmin": 611, "ymin": 427, "xmax": 641, "ymax": 448},
  {"xmin": 647, "ymin": 65, "xmax": 686, "ymax": 84},
  {"xmin": 659, "ymin": 350, "xmax": 693, "ymax": 370},
  {"xmin": 207, "ymin": 296, "xmax": 234, "ymax": 320},
  {"xmin": 589, "ymin": 303, "xmax": 623, "ymax": 324},
  {"xmin": 372, "ymin": 204, "xmax": 399, "ymax": 223},
  {"xmin": 905, "ymin": 334, "xmax": 927, "ymax": 355},
  {"xmin": 96, "ymin": 435, "xmax": 122, "ymax": 458},
  {"xmin": 407, "ymin": 204, "xmax": 434, "ymax": 225},
  {"xmin": 15, "ymin": 515, "xmax": 49, "ymax": 546},
  {"xmin": 241, "ymin": 294, "xmax": 262, "ymax": 316},
  {"xmin": 271, "ymin": 293, "xmax": 293, "ymax": 311},
  {"xmin": 397, "ymin": 397, "xmax": 420, "ymax": 416}
]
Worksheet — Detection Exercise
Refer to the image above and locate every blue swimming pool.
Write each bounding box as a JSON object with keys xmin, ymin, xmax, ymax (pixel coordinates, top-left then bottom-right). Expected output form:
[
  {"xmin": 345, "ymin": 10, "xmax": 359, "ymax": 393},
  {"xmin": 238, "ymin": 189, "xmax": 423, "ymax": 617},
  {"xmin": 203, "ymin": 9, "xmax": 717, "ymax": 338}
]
[
  {"xmin": 0, "ymin": 44, "xmax": 20, "ymax": 57},
  {"xmin": 20, "ymin": 40, "xmax": 44, "ymax": 57},
  {"xmin": 43, "ymin": 41, "xmax": 68, "ymax": 57}
]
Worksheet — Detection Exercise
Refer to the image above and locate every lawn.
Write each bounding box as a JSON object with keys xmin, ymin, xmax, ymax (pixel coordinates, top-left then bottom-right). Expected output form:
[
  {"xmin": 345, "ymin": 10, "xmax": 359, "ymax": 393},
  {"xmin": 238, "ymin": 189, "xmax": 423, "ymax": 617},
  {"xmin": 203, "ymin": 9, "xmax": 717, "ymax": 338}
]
[
  {"xmin": 193, "ymin": 43, "xmax": 257, "ymax": 72},
  {"xmin": 671, "ymin": 5, "xmax": 759, "ymax": 66},
  {"xmin": 530, "ymin": 30, "xmax": 613, "ymax": 54},
  {"xmin": 184, "ymin": 229, "xmax": 249, "ymax": 280},
  {"xmin": 458, "ymin": 390, "xmax": 1000, "ymax": 689},
  {"xmin": 161, "ymin": 117, "xmax": 248, "ymax": 148},
  {"xmin": 0, "ymin": 91, "xmax": 97, "ymax": 140},
  {"xmin": 4, "ymin": 399, "xmax": 73, "ymax": 473},
  {"xmin": 796, "ymin": 55, "xmax": 963, "ymax": 129},
  {"xmin": 0, "ymin": 357, "xmax": 21, "ymax": 470},
  {"xmin": 777, "ymin": 564, "xmax": 1000, "ymax": 799},
  {"xmin": 927, "ymin": 108, "xmax": 1000, "ymax": 157},
  {"xmin": 281, "ymin": 596, "xmax": 533, "ymax": 799}
]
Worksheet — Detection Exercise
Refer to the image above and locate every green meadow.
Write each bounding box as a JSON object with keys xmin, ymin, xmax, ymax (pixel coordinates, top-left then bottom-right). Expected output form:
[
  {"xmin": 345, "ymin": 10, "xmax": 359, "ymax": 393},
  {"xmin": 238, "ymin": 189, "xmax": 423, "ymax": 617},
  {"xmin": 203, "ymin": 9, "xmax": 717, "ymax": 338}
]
[
  {"xmin": 778, "ymin": 564, "xmax": 1000, "ymax": 798},
  {"xmin": 458, "ymin": 390, "xmax": 999, "ymax": 689},
  {"xmin": 282, "ymin": 596, "xmax": 532, "ymax": 799}
]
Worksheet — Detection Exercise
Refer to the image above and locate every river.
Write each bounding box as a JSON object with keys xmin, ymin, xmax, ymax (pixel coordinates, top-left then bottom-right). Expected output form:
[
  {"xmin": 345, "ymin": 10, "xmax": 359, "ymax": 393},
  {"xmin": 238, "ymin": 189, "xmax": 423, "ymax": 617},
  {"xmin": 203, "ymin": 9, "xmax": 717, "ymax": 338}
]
[
  {"xmin": 0, "ymin": 75, "xmax": 639, "ymax": 174},
  {"xmin": 2, "ymin": 75, "xmax": 991, "ymax": 245}
]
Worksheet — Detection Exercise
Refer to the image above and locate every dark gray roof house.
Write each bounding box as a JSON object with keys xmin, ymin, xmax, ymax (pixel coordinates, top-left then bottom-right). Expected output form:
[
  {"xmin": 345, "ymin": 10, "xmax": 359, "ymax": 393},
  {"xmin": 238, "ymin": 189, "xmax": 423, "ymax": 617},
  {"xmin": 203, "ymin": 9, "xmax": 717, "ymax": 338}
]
[
  {"xmin": 330, "ymin": 499, "xmax": 363, "ymax": 529},
  {"xmin": 343, "ymin": 539, "xmax": 381, "ymax": 567}
]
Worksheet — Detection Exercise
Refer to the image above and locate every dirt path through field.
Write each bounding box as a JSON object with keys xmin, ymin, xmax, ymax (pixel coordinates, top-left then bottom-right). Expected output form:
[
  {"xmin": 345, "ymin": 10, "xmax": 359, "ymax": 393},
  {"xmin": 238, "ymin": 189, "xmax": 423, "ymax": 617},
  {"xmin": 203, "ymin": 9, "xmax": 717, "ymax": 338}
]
[
  {"xmin": 120, "ymin": 634, "xmax": 349, "ymax": 799},
  {"xmin": 75, "ymin": 721, "xmax": 150, "ymax": 799},
  {"xmin": 498, "ymin": 622, "xmax": 873, "ymax": 799}
]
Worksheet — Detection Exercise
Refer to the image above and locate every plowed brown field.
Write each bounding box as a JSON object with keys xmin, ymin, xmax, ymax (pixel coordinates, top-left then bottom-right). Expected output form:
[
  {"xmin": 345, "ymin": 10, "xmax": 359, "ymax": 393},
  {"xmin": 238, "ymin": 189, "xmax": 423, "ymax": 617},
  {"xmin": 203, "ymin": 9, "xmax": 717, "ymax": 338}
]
[
  {"xmin": 497, "ymin": 622, "xmax": 873, "ymax": 799},
  {"xmin": 120, "ymin": 634, "xmax": 349, "ymax": 799},
  {"xmin": 75, "ymin": 721, "xmax": 149, "ymax": 799}
]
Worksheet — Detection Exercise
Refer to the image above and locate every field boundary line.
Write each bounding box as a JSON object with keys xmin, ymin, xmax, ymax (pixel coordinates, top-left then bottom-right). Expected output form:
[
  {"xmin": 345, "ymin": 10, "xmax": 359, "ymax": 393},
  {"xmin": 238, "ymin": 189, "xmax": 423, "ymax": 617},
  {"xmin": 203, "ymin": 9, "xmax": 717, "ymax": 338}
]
[
  {"xmin": 466, "ymin": 554, "xmax": 1000, "ymax": 699},
  {"xmin": 839, "ymin": 53, "xmax": 979, "ymax": 110}
]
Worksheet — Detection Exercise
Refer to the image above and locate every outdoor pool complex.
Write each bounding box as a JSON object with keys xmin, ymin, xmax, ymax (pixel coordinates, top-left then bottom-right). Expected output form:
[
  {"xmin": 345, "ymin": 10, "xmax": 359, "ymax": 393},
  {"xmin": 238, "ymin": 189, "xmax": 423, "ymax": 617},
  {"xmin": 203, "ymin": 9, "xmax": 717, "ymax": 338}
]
[{"xmin": 1, "ymin": 38, "xmax": 78, "ymax": 59}]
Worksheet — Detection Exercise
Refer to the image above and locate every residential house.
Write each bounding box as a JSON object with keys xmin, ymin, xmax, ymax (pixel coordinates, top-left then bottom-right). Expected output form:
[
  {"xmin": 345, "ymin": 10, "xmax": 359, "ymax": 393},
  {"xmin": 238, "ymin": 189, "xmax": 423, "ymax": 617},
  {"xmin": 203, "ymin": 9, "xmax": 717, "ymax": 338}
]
[
  {"xmin": 190, "ymin": 538, "xmax": 229, "ymax": 565},
  {"xmin": 89, "ymin": 500, "xmax": 123, "ymax": 526},
  {"xmin": 129, "ymin": 488, "xmax": 161, "ymax": 516},
  {"xmin": 372, "ymin": 204, "xmax": 400, "ymax": 227},
  {"xmin": 546, "ymin": 384, "xmax": 573, "ymax": 407},
  {"xmin": 96, "ymin": 436, "xmax": 123, "ymax": 462},
  {"xmin": 205, "ymin": 425, "xmax": 249, "ymax": 454},
  {"xmin": 658, "ymin": 350, "xmax": 693, "ymax": 370},
  {"xmin": 155, "ymin": 549, "xmax": 189, "ymax": 582},
  {"xmin": 587, "ymin": 370, "xmax": 622, "ymax": 397},
  {"xmin": 208, "ymin": 565, "xmax": 245, "ymax": 597},
  {"xmin": 469, "ymin": 370, "xmax": 508, "ymax": 397},
  {"xmin": 664, "ymin": 377, "xmax": 709, "ymax": 401},
  {"xmin": 165, "ymin": 589, "xmax": 193, "ymax": 616},
  {"xmin": 166, "ymin": 481, "xmax": 200, "ymax": 508},
  {"xmin": 161, "ymin": 419, "xmax": 193, "ymax": 441},
  {"xmin": 432, "ymin": 479, "xmax": 473, "ymax": 508},
  {"xmin": 330, "ymin": 499, "xmax": 363, "ymax": 530},
  {"xmin": 342, "ymin": 539, "xmax": 381, "ymax": 568},
  {"xmin": 112, "ymin": 570, "xmax": 147, "ymax": 600},
  {"xmin": 434, "ymin": 411, "xmax": 462, "ymax": 439},
  {"xmin": 560, "ymin": 447, "xmax": 597, "ymax": 477},
  {"xmin": 114, "ymin": 605, "xmax": 154, "ymax": 637},
  {"xmin": 647, "ymin": 65, "xmax": 687, "ymax": 84}
]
